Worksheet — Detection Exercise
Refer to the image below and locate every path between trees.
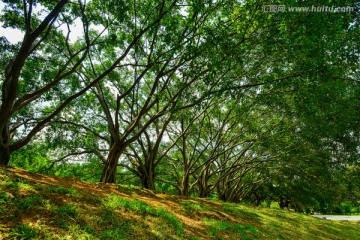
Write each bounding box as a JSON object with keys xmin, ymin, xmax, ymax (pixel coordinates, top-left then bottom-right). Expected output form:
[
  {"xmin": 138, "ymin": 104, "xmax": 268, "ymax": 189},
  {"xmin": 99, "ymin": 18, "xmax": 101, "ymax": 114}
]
[{"xmin": 312, "ymin": 215, "xmax": 360, "ymax": 221}]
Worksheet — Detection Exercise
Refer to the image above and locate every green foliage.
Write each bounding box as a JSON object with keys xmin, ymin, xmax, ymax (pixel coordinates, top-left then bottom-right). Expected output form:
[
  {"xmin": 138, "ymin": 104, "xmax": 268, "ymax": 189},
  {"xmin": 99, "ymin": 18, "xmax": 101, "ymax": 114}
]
[
  {"xmin": 332, "ymin": 202, "xmax": 360, "ymax": 215},
  {"xmin": 49, "ymin": 160, "xmax": 103, "ymax": 183},
  {"xmin": 9, "ymin": 144, "xmax": 52, "ymax": 172},
  {"xmin": 10, "ymin": 224, "xmax": 37, "ymax": 240},
  {"xmin": 1, "ymin": 0, "xmax": 359, "ymax": 219}
]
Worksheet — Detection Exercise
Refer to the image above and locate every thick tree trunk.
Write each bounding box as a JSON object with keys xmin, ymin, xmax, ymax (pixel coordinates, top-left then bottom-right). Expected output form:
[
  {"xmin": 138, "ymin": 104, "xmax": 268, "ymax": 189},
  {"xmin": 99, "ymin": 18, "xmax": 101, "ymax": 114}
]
[
  {"xmin": 218, "ymin": 192, "xmax": 227, "ymax": 201},
  {"xmin": 0, "ymin": 145, "xmax": 10, "ymax": 165},
  {"xmin": 139, "ymin": 158, "xmax": 156, "ymax": 191},
  {"xmin": 141, "ymin": 173, "xmax": 156, "ymax": 190},
  {"xmin": 0, "ymin": 123, "xmax": 11, "ymax": 165},
  {"xmin": 179, "ymin": 174, "xmax": 190, "ymax": 196},
  {"xmin": 198, "ymin": 169, "xmax": 212, "ymax": 198},
  {"xmin": 279, "ymin": 197, "xmax": 290, "ymax": 210},
  {"xmin": 198, "ymin": 180, "xmax": 211, "ymax": 198},
  {"xmin": 100, "ymin": 147, "xmax": 122, "ymax": 183}
]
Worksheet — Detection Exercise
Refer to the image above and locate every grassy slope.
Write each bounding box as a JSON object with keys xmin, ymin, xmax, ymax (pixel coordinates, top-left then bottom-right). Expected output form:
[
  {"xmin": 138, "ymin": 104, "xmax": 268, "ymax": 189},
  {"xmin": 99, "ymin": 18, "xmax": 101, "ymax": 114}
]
[{"xmin": 0, "ymin": 166, "xmax": 359, "ymax": 240}]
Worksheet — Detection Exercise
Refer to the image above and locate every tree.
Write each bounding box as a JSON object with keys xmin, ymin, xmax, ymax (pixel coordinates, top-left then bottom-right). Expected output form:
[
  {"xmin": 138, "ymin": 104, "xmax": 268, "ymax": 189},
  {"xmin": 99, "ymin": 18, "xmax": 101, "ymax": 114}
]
[
  {"xmin": 0, "ymin": 0, "xmax": 156, "ymax": 165},
  {"xmin": 72, "ymin": 0, "xmax": 257, "ymax": 183}
]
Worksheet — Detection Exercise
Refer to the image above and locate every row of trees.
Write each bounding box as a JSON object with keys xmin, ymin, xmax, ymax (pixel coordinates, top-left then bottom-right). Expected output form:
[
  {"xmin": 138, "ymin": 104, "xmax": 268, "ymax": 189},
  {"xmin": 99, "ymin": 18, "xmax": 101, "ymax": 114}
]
[{"xmin": 1, "ymin": 0, "xmax": 359, "ymax": 211}]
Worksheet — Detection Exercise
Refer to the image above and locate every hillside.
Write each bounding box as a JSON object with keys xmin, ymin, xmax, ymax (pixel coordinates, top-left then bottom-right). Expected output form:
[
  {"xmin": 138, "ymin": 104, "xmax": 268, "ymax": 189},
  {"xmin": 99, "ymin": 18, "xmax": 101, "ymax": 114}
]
[{"xmin": 0, "ymin": 166, "xmax": 359, "ymax": 240}]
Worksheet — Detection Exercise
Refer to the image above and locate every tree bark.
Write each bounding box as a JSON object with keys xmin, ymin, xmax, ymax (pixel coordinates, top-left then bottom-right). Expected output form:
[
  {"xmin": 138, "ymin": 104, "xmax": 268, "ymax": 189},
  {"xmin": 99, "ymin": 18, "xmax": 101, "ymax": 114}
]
[
  {"xmin": 141, "ymin": 173, "xmax": 156, "ymax": 190},
  {"xmin": 198, "ymin": 180, "xmax": 211, "ymax": 198},
  {"xmin": 100, "ymin": 146, "xmax": 122, "ymax": 183},
  {"xmin": 179, "ymin": 173, "xmax": 190, "ymax": 196},
  {"xmin": 0, "ymin": 121, "xmax": 11, "ymax": 165},
  {"xmin": 139, "ymin": 156, "xmax": 156, "ymax": 191},
  {"xmin": 0, "ymin": 145, "xmax": 10, "ymax": 166}
]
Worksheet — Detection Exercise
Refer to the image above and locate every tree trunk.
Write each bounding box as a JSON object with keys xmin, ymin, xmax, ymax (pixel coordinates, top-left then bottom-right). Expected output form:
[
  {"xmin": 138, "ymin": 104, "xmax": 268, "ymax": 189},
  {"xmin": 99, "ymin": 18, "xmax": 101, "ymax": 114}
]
[
  {"xmin": 141, "ymin": 173, "xmax": 156, "ymax": 190},
  {"xmin": 198, "ymin": 180, "xmax": 211, "ymax": 198},
  {"xmin": 198, "ymin": 169, "xmax": 212, "ymax": 198},
  {"xmin": 0, "ymin": 145, "xmax": 10, "ymax": 165},
  {"xmin": 140, "ymin": 158, "xmax": 156, "ymax": 191},
  {"xmin": 0, "ymin": 123, "xmax": 11, "ymax": 165},
  {"xmin": 100, "ymin": 146, "xmax": 122, "ymax": 183},
  {"xmin": 180, "ymin": 173, "xmax": 190, "ymax": 196}
]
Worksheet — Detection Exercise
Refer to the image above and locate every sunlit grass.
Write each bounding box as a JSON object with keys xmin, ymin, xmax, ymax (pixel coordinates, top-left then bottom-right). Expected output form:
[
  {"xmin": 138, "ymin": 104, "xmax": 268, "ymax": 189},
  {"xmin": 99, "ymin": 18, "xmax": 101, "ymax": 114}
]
[{"xmin": 1, "ymin": 166, "xmax": 359, "ymax": 240}]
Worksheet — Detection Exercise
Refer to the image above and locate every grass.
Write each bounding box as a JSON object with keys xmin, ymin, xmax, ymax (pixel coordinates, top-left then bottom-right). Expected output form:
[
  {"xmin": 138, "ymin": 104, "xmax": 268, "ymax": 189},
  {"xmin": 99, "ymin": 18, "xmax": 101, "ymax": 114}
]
[
  {"xmin": 203, "ymin": 218, "xmax": 259, "ymax": 240},
  {"xmin": 103, "ymin": 195, "xmax": 156, "ymax": 215},
  {"xmin": 181, "ymin": 201, "xmax": 209, "ymax": 215},
  {"xmin": 103, "ymin": 195, "xmax": 184, "ymax": 236},
  {"xmin": 1, "ymin": 165, "xmax": 360, "ymax": 240},
  {"xmin": 10, "ymin": 224, "xmax": 37, "ymax": 240}
]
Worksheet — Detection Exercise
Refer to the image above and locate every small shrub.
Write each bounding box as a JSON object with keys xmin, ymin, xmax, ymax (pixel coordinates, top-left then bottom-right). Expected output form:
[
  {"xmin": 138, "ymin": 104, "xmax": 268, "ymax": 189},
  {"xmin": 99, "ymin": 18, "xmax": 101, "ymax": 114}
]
[
  {"xmin": 10, "ymin": 224, "xmax": 37, "ymax": 240},
  {"xmin": 350, "ymin": 207, "xmax": 359, "ymax": 214}
]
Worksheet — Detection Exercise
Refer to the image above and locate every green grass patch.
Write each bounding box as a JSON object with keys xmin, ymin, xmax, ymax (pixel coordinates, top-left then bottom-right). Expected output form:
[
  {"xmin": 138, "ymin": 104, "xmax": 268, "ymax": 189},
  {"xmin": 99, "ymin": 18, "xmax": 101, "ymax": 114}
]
[
  {"xmin": 55, "ymin": 204, "xmax": 78, "ymax": 218},
  {"xmin": 16, "ymin": 195, "xmax": 42, "ymax": 211},
  {"xmin": 2, "ymin": 167, "xmax": 360, "ymax": 240},
  {"xmin": 221, "ymin": 203, "xmax": 260, "ymax": 222},
  {"xmin": 50, "ymin": 203, "xmax": 78, "ymax": 228},
  {"xmin": 0, "ymin": 179, "xmax": 36, "ymax": 192},
  {"xmin": 43, "ymin": 186, "xmax": 82, "ymax": 198},
  {"xmin": 64, "ymin": 225, "xmax": 94, "ymax": 240},
  {"xmin": 181, "ymin": 201, "xmax": 209, "ymax": 215},
  {"xmin": 103, "ymin": 195, "xmax": 184, "ymax": 236},
  {"xmin": 103, "ymin": 195, "xmax": 156, "ymax": 216},
  {"xmin": 157, "ymin": 208, "xmax": 184, "ymax": 236},
  {"xmin": 204, "ymin": 218, "xmax": 259, "ymax": 240},
  {"xmin": 98, "ymin": 208, "xmax": 141, "ymax": 239},
  {"xmin": 10, "ymin": 224, "xmax": 37, "ymax": 240},
  {"xmin": 0, "ymin": 191, "xmax": 13, "ymax": 204}
]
